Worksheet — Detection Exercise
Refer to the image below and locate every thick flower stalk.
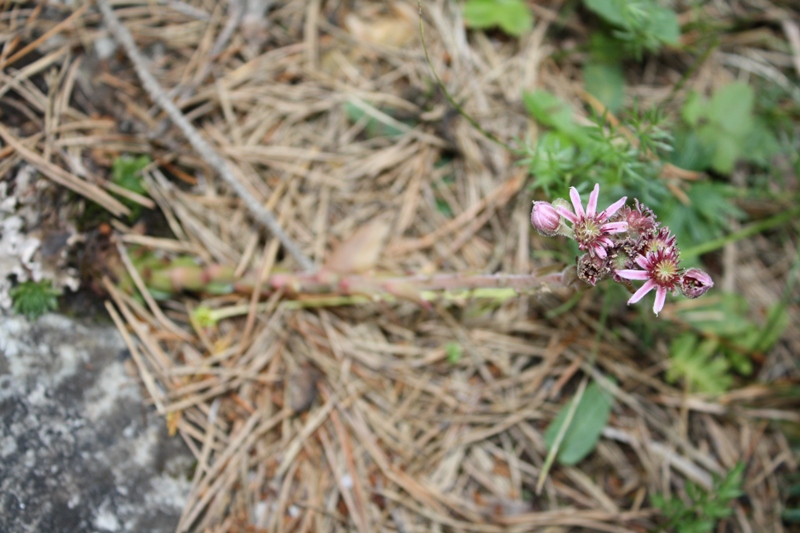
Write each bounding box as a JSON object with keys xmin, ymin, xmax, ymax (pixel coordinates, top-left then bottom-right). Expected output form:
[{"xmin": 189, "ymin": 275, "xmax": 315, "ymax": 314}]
[{"xmin": 532, "ymin": 183, "xmax": 713, "ymax": 316}]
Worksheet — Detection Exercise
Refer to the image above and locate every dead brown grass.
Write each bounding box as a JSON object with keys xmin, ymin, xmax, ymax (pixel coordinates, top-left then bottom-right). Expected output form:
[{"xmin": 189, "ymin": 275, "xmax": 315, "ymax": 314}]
[{"xmin": 2, "ymin": 1, "xmax": 799, "ymax": 532}]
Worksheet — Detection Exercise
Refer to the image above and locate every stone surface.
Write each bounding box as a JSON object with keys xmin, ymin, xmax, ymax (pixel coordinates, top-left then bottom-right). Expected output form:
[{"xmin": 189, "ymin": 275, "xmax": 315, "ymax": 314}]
[{"xmin": 0, "ymin": 313, "xmax": 192, "ymax": 533}]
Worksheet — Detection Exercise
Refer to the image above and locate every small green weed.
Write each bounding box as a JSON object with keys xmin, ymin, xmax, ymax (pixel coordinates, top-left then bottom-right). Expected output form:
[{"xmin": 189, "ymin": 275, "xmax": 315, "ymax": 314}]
[
  {"xmin": 10, "ymin": 280, "xmax": 61, "ymax": 320},
  {"xmin": 582, "ymin": 0, "xmax": 680, "ymax": 58},
  {"xmin": 672, "ymin": 82, "xmax": 780, "ymax": 174},
  {"xmin": 667, "ymin": 333, "xmax": 732, "ymax": 394},
  {"xmin": 652, "ymin": 463, "xmax": 745, "ymax": 533},
  {"xmin": 667, "ymin": 293, "xmax": 789, "ymax": 393},
  {"xmin": 445, "ymin": 342, "xmax": 463, "ymax": 364},
  {"xmin": 463, "ymin": 0, "xmax": 533, "ymax": 37},
  {"xmin": 661, "ymin": 181, "xmax": 743, "ymax": 250},
  {"xmin": 521, "ymin": 88, "xmax": 752, "ymax": 252},
  {"xmin": 111, "ymin": 155, "xmax": 151, "ymax": 220},
  {"xmin": 521, "ymin": 90, "xmax": 672, "ymax": 203}
]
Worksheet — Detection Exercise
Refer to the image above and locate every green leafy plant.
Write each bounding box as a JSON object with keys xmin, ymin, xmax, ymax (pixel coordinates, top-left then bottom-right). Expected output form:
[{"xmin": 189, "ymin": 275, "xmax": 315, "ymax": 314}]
[
  {"xmin": 463, "ymin": 0, "xmax": 533, "ymax": 37},
  {"xmin": 668, "ymin": 293, "xmax": 790, "ymax": 393},
  {"xmin": 672, "ymin": 82, "xmax": 780, "ymax": 174},
  {"xmin": 10, "ymin": 280, "xmax": 61, "ymax": 320},
  {"xmin": 652, "ymin": 463, "xmax": 745, "ymax": 532},
  {"xmin": 544, "ymin": 379, "xmax": 615, "ymax": 465},
  {"xmin": 582, "ymin": 0, "xmax": 680, "ymax": 58},
  {"xmin": 445, "ymin": 342, "xmax": 463, "ymax": 364},
  {"xmin": 661, "ymin": 181, "xmax": 743, "ymax": 250},
  {"xmin": 667, "ymin": 332, "xmax": 732, "ymax": 394},
  {"xmin": 111, "ymin": 155, "xmax": 151, "ymax": 219},
  {"xmin": 521, "ymin": 90, "xmax": 672, "ymax": 202}
]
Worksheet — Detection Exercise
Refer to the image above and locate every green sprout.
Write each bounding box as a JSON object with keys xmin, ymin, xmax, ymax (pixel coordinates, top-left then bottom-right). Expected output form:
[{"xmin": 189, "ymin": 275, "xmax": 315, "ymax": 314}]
[
  {"xmin": 10, "ymin": 280, "xmax": 61, "ymax": 320},
  {"xmin": 652, "ymin": 463, "xmax": 745, "ymax": 532}
]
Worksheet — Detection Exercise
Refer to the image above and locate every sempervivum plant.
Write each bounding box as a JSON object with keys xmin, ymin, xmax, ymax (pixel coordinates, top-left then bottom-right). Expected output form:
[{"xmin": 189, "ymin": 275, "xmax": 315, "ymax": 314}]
[{"xmin": 531, "ymin": 184, "xmax": 713, "ymax": 316}]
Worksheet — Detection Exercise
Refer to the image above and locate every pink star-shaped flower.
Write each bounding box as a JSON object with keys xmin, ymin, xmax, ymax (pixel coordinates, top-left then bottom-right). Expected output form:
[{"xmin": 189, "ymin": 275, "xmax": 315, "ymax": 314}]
[
  {"xmin": 616, "ymin": 246, "xmax": 682, "ymax": 316},
  {"xmin": 556, "ymin": 184, "xmax": 628, "ymax": 259}
]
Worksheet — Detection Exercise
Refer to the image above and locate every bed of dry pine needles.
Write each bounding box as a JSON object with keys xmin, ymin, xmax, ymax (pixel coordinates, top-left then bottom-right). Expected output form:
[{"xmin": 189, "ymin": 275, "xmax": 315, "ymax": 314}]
[{"xmin": 2, "ymin": 0, "xmax": 800, "ymax": 531}]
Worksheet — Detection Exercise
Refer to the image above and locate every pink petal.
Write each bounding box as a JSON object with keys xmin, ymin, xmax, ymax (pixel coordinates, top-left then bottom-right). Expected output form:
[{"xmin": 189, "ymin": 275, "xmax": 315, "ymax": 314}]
[
  {"xmin": 586, "ymin": 184, "xmax": 600, "ymax": 217},
  {"xmin": 594, "ymin": 245, "xmax": 607, "ymax": 259},
  {"xmin": 601, "ymin": 221, "xmax": 628, "ymax": 234},
  {"xmin": 653, "ymin": 287, "xmax": 667, "ymax": 315},
  {"xmin": 602, "ymin": 196, "xmax": 628, "ymax": 219},
  {"xmin": 627, "ymin": 279, "xmax": 656, "ymax": 305},
  {"xmin": 598, "ymin": 236, "xmax": 614, "ymax": 247},
  {"xmin": 616, "ymin": 269, "xmax": 650, "ymax": 281},
  {"xmin": 569, "ymin": 187, "xmax": 585, "ymax": 218},
  {"xmin": 634, "ymin": 254, "xmax": 650, "ymax": 269},
  {"xmin": 556, "ymin": 206, "xmax": 578, "ymax": 224}
]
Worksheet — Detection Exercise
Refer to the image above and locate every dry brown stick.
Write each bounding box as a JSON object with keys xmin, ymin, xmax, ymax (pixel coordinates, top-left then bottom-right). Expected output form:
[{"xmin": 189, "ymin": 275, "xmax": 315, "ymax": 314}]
[
  {"xmin": 0, "ymin": 3, "xmax": 89, "ymax": 70},
  {"xmin": 0, "ymin": 124, "xmax": 129, "ymax": 216},
  {"xmin": 387, "ymin": 172, "xmax": 523, "ymax": 257},
  {"xmin": 95, "ymin": 0, "xmax": 315, "ymax": 271}
]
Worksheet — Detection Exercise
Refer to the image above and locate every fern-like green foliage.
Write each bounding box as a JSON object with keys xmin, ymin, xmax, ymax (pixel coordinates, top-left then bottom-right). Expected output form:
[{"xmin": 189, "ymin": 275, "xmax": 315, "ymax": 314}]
[
  {"xmin": 669, "ymin": 293, "xmax": 790, "ymax": 393},
  {"xmin": 521, "ymin": 90, "xmax": 671, "ymax": 203},
  {"xmin": 10, "ymin": 280, "xmax": 61, "ymax": 320},
  {"xmin": 667, "ymin": 333, "xmax": 732, "ymax": 394},
  {"xmin": 652, "ymin": 463, "xmax": 744, "ymax": 533}
]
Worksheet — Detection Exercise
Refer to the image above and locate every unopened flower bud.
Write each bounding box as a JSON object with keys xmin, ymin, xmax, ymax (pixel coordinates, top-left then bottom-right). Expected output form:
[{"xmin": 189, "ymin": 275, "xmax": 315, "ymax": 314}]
[
  {"xmin": 680, "ymin": 268, "xmax": 713, "ymax": 299},
  {"xmin": 531, "ymin": 201, "xmax": 561, "ymax": 237}
]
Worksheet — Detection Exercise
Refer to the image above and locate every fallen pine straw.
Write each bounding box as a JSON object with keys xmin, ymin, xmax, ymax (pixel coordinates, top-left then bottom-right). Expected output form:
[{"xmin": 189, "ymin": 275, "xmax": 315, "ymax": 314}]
[{"xmin": 3, "ymin": 0, "xmax": 799, "ymax": 531}]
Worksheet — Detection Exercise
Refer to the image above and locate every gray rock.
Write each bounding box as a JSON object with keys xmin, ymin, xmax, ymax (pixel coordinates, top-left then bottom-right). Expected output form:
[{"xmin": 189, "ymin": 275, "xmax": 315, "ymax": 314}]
[{"xmin": 0, "ymin": 313, "xmax": 192, "ymax": 533}]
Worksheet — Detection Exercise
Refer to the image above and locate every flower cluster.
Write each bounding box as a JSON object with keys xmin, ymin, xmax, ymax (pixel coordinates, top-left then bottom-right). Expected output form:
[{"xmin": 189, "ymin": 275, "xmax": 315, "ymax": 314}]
[{"xmin": 531, "ymin": 184, "xmax": 713, "ymax": 316}]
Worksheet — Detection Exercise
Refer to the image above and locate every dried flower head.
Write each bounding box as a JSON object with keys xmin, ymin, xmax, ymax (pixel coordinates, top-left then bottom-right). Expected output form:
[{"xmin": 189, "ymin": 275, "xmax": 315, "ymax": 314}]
[
  {"xmin": 577, "ymin": 253, "xmax": 612, "ymax": 286},
  {"xmin": 556, "ymin": 184, "xmax": 628, "ymax": 259}
]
